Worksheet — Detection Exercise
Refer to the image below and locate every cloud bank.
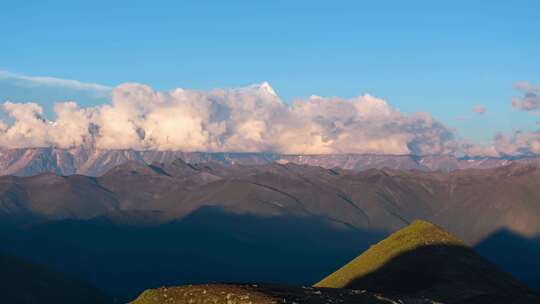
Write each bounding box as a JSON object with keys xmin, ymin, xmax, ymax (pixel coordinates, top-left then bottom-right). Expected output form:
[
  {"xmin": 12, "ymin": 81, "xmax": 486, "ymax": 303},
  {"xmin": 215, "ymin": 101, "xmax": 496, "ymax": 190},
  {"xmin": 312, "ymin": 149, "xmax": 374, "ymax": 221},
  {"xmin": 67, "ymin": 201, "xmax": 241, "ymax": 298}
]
[
  {"xmin": 1, "ymin": 80, "xmax": 539, "ymax": 157},
  {"xmin": 0, "ymin": 81, "xmax": 461, "ymax": 155}
]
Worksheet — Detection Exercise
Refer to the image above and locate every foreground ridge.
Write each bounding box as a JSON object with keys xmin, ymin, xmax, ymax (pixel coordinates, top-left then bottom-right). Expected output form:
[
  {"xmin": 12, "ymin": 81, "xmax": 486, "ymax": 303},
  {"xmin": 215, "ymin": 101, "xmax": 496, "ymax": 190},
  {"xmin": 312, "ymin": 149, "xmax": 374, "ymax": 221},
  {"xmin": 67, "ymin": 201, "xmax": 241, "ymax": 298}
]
[{"xmin": 129, "ymin": 283, "xmax": 439, "ymax": 304}]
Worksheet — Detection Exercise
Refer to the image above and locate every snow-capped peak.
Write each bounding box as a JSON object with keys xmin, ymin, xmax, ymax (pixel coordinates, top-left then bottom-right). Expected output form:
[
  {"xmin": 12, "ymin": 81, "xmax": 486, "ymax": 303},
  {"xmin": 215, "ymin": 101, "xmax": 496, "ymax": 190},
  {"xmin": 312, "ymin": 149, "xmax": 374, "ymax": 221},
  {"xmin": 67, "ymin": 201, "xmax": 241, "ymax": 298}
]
[
  {"xmin": 258, "ymin": 81, "xmax": 277, "ymax": 96},
  {"xmin": 235, "ymin": 81, "xmax": 278, "ymax": 97},
  {"xmin": 260, "ymin": 81, "xmax": 277, "ymax": 95}
]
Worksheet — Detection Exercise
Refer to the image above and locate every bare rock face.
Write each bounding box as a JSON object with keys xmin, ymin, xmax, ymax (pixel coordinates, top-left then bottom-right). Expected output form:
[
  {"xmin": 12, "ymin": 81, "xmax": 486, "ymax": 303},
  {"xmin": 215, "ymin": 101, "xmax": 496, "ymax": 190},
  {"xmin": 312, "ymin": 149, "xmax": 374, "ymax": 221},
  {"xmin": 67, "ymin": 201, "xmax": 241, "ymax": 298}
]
[
  {"xmin": 0, "ymin": 147, "xmax": 281, "ymax": 176},
  {"xmin": 1, "ymin": 146, "xmax": 540, "ymax": 177}
]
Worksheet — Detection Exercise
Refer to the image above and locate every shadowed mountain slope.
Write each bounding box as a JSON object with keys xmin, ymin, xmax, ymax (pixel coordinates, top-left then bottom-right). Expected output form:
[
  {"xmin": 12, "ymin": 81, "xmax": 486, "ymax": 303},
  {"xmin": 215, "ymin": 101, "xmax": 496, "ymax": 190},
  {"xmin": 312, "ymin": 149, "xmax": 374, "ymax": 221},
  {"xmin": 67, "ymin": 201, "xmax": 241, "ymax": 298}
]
[
  {"xmin": 0, "ymin": 207, "xmax": 385, "ymax": 302},
  {"xmin": 316, "ymin": 220, "xmax": 539, "ymax": 303},
  {"xmin": 0, "ymin": 251, "xmax": 108, "ymax": 304},
  {"xmin": 475, "ymin": 229, "xmax": 540, "ymax": 296}
]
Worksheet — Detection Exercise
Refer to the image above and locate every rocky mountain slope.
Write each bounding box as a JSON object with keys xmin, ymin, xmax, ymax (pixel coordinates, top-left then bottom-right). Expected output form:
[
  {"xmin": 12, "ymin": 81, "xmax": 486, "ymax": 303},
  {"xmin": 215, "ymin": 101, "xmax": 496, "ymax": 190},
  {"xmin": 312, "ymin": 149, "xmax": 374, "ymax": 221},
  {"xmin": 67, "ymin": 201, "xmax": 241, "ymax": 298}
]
[{"xmin": 1, "ymin": 146, "xmax": 538, "ymax": 176}]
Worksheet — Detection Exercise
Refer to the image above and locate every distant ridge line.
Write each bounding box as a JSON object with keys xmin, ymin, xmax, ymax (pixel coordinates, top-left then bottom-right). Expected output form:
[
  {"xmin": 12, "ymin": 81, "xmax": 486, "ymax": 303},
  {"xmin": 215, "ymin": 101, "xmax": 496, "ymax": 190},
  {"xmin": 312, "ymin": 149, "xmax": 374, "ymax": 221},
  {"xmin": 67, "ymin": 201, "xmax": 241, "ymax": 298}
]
[{"xmin": 0, "ymin": 146, "xmax": 539, "ymax": 176}]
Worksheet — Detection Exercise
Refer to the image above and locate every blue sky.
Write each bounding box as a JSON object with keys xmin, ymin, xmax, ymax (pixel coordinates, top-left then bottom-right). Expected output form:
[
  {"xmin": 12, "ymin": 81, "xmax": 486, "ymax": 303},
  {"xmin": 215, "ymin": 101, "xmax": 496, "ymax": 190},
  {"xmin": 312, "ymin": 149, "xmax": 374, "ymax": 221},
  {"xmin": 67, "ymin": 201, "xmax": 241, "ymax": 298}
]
[{"xmin": 1, "ymin": 0, "xmax": 539, "ymax": 145}]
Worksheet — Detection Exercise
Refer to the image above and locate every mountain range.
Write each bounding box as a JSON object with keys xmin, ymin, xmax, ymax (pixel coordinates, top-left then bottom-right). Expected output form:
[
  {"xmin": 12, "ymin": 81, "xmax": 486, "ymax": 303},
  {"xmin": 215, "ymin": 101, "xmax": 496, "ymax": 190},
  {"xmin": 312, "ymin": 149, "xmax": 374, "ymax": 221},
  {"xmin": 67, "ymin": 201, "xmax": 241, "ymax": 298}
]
[
  {"xmin": 2, "ymin": 159, "xmax": 540, "ymax": 242},
  {"xmin": 2, "ymin": 146, "xmax": 540, "ymax": 176},
  {"xmin": 1, "ymin": 159, "xmax": 540, "ymax": 301}
]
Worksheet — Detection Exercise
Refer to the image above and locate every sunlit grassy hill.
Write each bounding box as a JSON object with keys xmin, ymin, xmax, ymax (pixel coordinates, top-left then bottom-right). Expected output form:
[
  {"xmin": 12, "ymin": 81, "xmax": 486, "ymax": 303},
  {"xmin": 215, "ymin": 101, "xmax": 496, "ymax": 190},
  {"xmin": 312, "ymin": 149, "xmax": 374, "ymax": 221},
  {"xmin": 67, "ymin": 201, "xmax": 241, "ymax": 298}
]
[{"xmin": 315, "ymin": 220, "xmax": 539, "ymax": 303}]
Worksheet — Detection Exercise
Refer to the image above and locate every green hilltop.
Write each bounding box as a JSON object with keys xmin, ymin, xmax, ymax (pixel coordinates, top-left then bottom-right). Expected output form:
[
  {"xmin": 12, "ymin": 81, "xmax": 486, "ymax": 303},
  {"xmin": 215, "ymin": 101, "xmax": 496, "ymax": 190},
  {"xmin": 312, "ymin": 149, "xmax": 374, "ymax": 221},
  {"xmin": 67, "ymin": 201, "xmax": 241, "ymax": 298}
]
[
  {"xmin": 315, "ymin": 219, "xmax": 464, "ymax": 288},
  {"xmin": 315, "ymin": 220, "xmax": 539, "ymax": 303}
]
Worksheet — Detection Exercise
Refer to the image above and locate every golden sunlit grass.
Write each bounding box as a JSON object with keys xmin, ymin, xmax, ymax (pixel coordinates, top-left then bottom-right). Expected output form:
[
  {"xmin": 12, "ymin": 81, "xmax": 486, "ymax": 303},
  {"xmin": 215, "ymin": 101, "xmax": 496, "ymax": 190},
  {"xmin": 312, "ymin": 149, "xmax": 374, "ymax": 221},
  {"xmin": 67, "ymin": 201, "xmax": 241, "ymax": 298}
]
[{"xmin": 315, "ymin": 220, "xmax": 464, "ymax": 288}]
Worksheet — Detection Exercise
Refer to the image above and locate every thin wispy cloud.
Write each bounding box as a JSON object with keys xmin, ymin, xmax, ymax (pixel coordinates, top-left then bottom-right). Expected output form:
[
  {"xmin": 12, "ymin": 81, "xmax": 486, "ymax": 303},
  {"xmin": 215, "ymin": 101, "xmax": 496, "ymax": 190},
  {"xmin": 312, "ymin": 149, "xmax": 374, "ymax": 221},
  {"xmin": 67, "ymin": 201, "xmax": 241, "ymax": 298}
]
[{"xmin": 0, "ymin": 70, "xmax": 111, "ymax": 93}]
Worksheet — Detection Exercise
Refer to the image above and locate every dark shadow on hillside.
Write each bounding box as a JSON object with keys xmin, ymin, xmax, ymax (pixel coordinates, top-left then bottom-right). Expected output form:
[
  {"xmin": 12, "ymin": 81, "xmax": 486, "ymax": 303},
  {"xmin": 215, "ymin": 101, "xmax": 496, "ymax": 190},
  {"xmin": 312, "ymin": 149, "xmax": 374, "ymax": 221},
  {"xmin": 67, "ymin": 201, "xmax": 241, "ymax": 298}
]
[
  {"xmin": 343, "ymin": 244, "xmax": 540, "ymax": 304},
  {"xmin": 0, "ymin": 206, "xmax": 386, "ymax": 303},
  {"xmin": 475, "ymin": 228, "xmax": 540, "ymax": 293},
  {"xmin": 0, "ymin": 251, "xmax": 109, "ymax": 304}
]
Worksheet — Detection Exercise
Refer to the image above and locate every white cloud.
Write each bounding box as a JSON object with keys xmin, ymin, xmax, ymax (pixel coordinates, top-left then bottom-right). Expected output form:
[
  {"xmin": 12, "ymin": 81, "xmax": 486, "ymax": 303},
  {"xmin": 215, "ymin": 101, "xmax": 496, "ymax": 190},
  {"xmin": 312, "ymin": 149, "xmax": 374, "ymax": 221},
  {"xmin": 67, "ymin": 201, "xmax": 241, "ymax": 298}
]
[
  {"xmin": 472, "ymin": 105, "xmax": 486, "ymax": 115},
  {"xmin": 0, "ymin": 70, "xmax": 111, "ymax": 93},
  {"xmin": 514, "ymin": 81, "xmax": 539, "ymax": 93},
  {"xmin": 0, "ymin": 81, "xmax": 459, "ymax": 155},
  {"xmin": 512, "ymin": 81, "xmax": 540, "ymax": 112},
  {"xmin": 459, "ymin": 129, "xmax": 540, "ymax": 158},
  {"xmin": 512, "ymin": 94, "xmax": 540, "ymax": 111},
  {"xmin": 493, "ymin": 131, "xmax": 540, "ymax": 156}
]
